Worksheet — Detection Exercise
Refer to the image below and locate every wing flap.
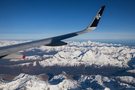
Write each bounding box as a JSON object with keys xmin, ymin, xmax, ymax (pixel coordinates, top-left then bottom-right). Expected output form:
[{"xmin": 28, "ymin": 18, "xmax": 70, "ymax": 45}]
[
  {"xmin": 1, "ymin": 53, "xmax": 25, "ymax": 59},
  {"xmin": 46, "ymin": 41, "xmax": 67, "ymax": 46}
]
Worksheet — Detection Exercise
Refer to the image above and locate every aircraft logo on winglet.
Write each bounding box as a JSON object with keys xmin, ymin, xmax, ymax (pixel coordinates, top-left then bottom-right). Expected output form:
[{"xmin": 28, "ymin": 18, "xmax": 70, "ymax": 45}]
[{"xmin": 96, "ymin": 14, "xmax": 101, "ymax": 20}]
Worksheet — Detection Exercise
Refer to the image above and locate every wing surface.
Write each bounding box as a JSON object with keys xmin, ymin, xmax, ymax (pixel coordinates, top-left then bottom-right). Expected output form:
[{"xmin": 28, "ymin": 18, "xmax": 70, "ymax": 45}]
[{"xmin": 0, "ymin": 6, "xmax": 105, "ymax": 59}]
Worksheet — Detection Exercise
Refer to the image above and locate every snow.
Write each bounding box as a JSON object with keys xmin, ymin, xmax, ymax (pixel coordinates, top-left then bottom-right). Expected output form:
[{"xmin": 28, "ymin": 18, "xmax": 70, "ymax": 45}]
[
  {"xmin": 0, "ymin": 73, "xmax": 80, "ymax": 90},
  {"xmin": 0, "ymin": 40, "xmax": 135, "ymax": 68},
  {"xmin": 127, "ymin": 69, "xmax": 135, "ymax": 73},
  {"xmin": 1, "ymin": 72, "xmax": 135, "ymax": 90},
  {"xmin": 78, "ymin": 74, "xmax": 135, "ymax": 90},
  {"xmin": 0, "ymin": 40, "xmax": 30, "ymax": 47},
  {"xmin": 0, "ymin": 73, "xmax": 49, "ymax": 90},
  {"xmin": 1, "ymin": 40, "xmax": 135, "ymax": 89},
  {"xmin": 115, "ymin": 76, "xmax": 135, "ymax": 85}
]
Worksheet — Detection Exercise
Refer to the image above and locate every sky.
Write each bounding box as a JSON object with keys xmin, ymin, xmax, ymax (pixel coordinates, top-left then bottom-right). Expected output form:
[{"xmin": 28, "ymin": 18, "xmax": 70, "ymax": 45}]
[{"xmin": 0, "ymin": 0, "xmax": 135, "ymax": 40}]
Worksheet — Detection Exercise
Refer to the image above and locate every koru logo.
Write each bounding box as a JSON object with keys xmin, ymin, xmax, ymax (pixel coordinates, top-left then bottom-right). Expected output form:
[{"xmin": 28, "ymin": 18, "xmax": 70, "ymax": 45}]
[{"xmin": 96, "ymin": 14, "xmax": 101, "ymax": 20}]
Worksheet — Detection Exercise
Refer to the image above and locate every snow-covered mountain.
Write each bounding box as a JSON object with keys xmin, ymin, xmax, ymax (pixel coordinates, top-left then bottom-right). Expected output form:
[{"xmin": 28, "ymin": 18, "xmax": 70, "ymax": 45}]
[
  {"xmin": 0, "ymin": 40, "xmax": 135, "ymax": 90},
  {"xmin": 0, "ymin": 73, "xmax": 50, "ymax": 90},
  {"xmin": 0, "ymin": 72, "xmax": 135, "ymax": 90},
  {"xmin": 0, "ymin": 40, "xmax": 135, "ymax": 69}
]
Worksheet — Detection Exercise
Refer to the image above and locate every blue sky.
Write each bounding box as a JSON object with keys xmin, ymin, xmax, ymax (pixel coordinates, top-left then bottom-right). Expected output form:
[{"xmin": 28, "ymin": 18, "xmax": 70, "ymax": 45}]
[{"xmin": 0, "ymin": 0, "xmax": 135, "ymax": 40}]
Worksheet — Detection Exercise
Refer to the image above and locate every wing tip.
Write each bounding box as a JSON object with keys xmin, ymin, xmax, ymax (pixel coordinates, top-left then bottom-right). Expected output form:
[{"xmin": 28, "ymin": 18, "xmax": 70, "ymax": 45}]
[
  {"xmin": 76, "ymin": 6, "xmax": 105, "ymax": 35},
  {"xmin": 89, "ymin": 5, "xmax": 105, "ymax": 27},
  {"xmin": 102, "ymin": 5, "xmax": 105, "ymax": 8}
]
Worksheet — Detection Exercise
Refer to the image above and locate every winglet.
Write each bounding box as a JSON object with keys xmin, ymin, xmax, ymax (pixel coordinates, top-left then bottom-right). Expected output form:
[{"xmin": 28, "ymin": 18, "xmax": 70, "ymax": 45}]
[
  {"xmin": 77, "ymin": 6, "xmax": 105, "ymax": 35},
  {"xmin": 89, "ymin": 5, "xmax": 105, "ymax": 27}
]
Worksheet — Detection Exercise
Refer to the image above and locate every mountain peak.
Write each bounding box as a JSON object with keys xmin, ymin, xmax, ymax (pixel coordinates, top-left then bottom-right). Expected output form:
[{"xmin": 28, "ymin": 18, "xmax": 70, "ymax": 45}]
[{"xmin": 1, "ymin": 72, "xmax": 135, "ymax": 90}]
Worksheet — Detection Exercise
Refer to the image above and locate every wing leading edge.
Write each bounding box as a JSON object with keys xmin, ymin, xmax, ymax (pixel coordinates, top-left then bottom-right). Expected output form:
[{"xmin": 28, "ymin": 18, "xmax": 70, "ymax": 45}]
[{"xmin": 0, "ymin": 6, "xmax": 105, "ymax": 59}]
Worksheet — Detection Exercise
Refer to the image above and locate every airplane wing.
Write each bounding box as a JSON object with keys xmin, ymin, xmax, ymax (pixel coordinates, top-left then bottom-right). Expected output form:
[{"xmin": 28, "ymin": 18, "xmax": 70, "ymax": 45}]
[{"xmin": 0, "ymin": 6, "xmax": 105, "ymax": 59}]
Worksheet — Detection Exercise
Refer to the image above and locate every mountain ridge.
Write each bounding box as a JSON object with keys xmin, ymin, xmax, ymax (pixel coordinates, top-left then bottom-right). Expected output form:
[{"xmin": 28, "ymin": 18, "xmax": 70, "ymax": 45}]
[
  {"xmin": 0, "ymin": 72, "xmax": 135, "ymax": 90},
  {"xmin": 0, "ymin": 40, "xmax": 135, "ymax": 89}
]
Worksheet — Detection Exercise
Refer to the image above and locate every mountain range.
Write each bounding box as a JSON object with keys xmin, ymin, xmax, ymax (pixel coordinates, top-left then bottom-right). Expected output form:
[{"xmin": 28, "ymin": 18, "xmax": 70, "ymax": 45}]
[{"xmin": 0, "ymin": 40, "xmax": 135, "ymax": 90}]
